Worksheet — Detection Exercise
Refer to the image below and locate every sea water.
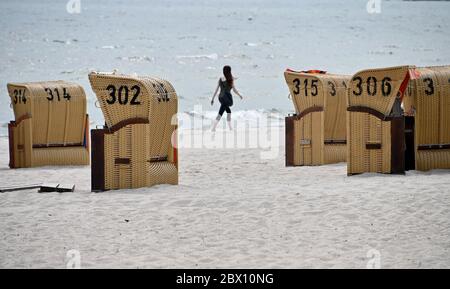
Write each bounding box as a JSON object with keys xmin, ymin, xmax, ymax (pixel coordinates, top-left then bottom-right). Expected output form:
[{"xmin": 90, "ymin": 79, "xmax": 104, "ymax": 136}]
[{"xmin": 0, "ymin": 0, "xmax": 449, "ymax": 134}]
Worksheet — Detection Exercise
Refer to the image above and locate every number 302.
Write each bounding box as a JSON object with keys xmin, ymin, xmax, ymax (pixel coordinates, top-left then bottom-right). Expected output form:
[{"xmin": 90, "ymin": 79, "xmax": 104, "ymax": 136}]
[{"xmin": 106, "ymin": 85, "xmax": 141, "ymax": 105}]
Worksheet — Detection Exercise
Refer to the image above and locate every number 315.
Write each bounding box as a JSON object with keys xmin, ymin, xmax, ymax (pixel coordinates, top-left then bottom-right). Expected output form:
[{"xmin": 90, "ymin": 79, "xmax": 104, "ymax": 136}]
[{"xmin": 292, "ymin": 78, "xmax": 319, "ymax": 96}]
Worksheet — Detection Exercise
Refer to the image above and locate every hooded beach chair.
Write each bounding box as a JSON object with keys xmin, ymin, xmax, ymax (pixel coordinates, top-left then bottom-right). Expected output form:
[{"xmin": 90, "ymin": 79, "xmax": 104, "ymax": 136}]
[
  {"xmin": 402, "ymin": 65, "xmax": 450, "ymax": 171},
  {"xmin": 88, "ymin": 72, "xmax": 178, "ymax": 191},
  {"xmin": 284, "ymin": 69, "xmax": 350, "ymax": 166},
  {"xmin": 346, "ymin": 65, "xmax": 417, "ymax": 175},
  {"xmin": 7, "ymin": 81, "xmax": 90, "ymax": 168}
]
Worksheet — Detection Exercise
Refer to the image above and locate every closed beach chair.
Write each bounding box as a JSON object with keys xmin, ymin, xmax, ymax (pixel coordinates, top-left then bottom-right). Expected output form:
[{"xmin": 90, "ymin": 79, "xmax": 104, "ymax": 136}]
[
  {"xmin": 346, "ymin": 66, "xmax": 416, "ymax": 175},
  {"xmin": 88, "ymin": 72, "xmax": 178, "ymax": 191},
  {"xmin": 7, "ymin": 81, "xmax": 90, "ymax": 168},
  {"xmin": 402, "ymin": 65, "xmax": 450, "ymax": 171},
  {"xmin": 284, "ymin": 69, "xmax": 350, "ymax": 166}
]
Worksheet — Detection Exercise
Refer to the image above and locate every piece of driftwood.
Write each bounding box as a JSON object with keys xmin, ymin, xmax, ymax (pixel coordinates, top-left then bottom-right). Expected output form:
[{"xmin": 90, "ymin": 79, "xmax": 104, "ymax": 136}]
[
  {"xmin": 0, "ymin": 184, "xmax": 42, "ymax": 193},
  {"xmin": 0, "ymin": 183, "xmax": 75, "ymax": 193},
  {"xmin": 39, "ymin": 183, "xmax": 75, "ymax": 193}
]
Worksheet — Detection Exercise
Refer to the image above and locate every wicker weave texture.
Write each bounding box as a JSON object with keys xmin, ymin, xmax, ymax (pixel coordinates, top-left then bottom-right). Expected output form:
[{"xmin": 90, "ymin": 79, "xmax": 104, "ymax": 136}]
[
  {"xmin": 292, "ymin": 118, "xmax": 302, "ymax": 165},
  {"xmin": 284, "ymin": 71, "xmax": 349, "ymax": 166},
  {"xmin": 287, "ymin": 112, "xmax": 325, "ymax": 166},
  {"xmin": 414, "ymin": 66, "xmax": 450, "ymax": 145},
  {"xmin": 348, "ymin": 66, "xmax": 411, "ymax": 116},
  {"xmin": 88, "ymin": 74, "xmax": 149, "ymax": 128},
  {"xmin": 102, "ymin": 123, "xmax": 178, "ymax": 190},
  {"xmin": 33, "ymin": 147, "xmax": 89, "ymax": 167},
  {"xmin": 284, "ymin": 71, "xmax": 325, "ymax": 113},
  {"xmin": 347, "ymin": 112, "xmax": 391, "ymax": 174},
  {"xmin": 7, "ymin": 81, "xmax": 89, "ymax": 168},
  {"xmin": 7, "ymin": 81, "xmax": 87, "ymax": 146},
  {"xmin": 346, "ymin": 66, "xmax": 414, "ymax": 175},
  {"xmin": 11, "ymin": 118, "xmax": 33, "ymax": 168},
  {"xmin": 323, "ymin": 74, "xmax": 351, "ymax": 142},
  {"xmin": 324, "ymin": 144, "xmax": 347, "ymax": 164},
  {"xmin": 417, "ymin": 150, "xmax": 450, "ymax": 171},
  {"xmin": 89, "ymin": 72, "xmax": 178, "ymax": 190},
  {"xmin": 409, "ymin": 66, "xmax": 450, "ymax": 170}
]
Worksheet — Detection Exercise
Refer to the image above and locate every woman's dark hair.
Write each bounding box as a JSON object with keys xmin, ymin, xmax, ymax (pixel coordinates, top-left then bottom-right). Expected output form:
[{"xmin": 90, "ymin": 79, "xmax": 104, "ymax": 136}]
[{"xmin": 223, "ymin": 65, "xmax": 233, "ymax": 87}]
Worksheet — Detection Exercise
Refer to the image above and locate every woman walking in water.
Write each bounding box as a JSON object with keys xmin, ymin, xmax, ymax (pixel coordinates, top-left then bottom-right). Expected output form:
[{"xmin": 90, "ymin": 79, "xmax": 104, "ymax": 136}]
[{"xmin": 210, "ymin": 65, "xmax": 243, "ymax": 131}]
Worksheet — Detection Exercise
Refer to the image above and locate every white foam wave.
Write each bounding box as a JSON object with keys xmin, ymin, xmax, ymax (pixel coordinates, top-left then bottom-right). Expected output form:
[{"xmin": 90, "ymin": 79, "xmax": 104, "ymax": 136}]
[
  {"xmin": 176, "ymin": 53, "xmax": 218, "ymax": 60},
  {"xmin": 179, "ymin": 109, "xmax": 286, "ymax": 131}
]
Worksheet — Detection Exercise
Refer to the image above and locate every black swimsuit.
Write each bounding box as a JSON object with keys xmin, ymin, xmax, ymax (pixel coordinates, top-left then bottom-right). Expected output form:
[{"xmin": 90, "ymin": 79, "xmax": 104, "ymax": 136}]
[{"xmin": 218, "ymin": 79, "xmax": 233, "ymax": 116}]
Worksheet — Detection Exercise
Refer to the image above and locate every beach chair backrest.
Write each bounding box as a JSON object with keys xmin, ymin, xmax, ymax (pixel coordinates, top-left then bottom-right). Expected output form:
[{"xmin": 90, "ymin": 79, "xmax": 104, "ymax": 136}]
[
  {"xmin": 410, "ymin": 66, "xmax": 450, "ymax": 146},
  {"xmin": 89, "ymin": 72, "xmax": 178, "ymax": 191},
  {"xmin": 284, "ymin": 70, "xmax": 349, "ymax": 166},
  {"xmin": 88, "ymin": 74, "xmax": 150, "ymax": 128},
  {"xmin": 322, "ymin": 74, "xmax": 350, "ymax": 142},
  {"xmin": 284, "ymin": 71, "xmax": 326, "ymax": 113},
  {"xmin": 347, "ymin": 66, "xmax": 412, "ymax": 117},
  {"xmin": 346, "ymin": 66, "xmax": 413, "ymax": 175},
  {"xmin": 403, "ymin": 66, "xmax": 450, "ymax": 171},
  {"xmin": 7, "ymin": 81, "xmax": 87, "ymax": 146}
]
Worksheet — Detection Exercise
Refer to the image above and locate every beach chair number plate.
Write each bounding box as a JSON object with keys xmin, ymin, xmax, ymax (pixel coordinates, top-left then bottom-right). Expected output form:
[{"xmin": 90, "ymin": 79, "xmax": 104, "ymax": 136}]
[
  {"xmin": 104, "ymin": 82, "xmax": 171, "ymax": 105},
  {"xmin": 423, "ymin": 78, "xmax": 434, "ymax": 96},
  {"xmin": 352, "ymin": 76, "xmax": 392, "ymax": 97},
  {"xmin": 106, "ymin": 85, "xmax": 141, "ymax": 105},
  {"xmin": 152, "ymin": 83, "xmax": 170, "ymax": 103},
  {"xmin": 12, "ymin": 89, "xmax": 27, "ymax": 104},
  {"xmin": 328, "ymin": 81, "xmax": 337, "ymax": 96},
  {"xmin": 291, "ymin": 78, "xmax": 347, "ymax": 97},
  {"xmin": 44, "ymin": 87, "xmax": 71, "ymax": 101},
  {"xmin": 292, "ymin": 78, "xmax": 319, "ymax": 97}
]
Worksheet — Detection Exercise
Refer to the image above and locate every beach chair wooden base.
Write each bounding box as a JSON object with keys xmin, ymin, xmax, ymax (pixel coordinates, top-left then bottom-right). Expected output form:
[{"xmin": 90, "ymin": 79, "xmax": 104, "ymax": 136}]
[
  {"xmin": 7, "ymin": 81, "xmax": 90, "ymax": 169},
  {"xmin": 88, "ymin": 72, "xmax": 179, "ymax": 192},
  {"xmin": 8, "ymin": 115, "xmax": 90, "ymax": 168},
  {"xmin": 285, "ymin": 115, "xmax": 347, "ymax": 167},
  {"xmin": 91, "ymin": 124, "xmax": 178, "ymax": 192},
  {"xmin": 347, "ymin": 109, "xmax": 405, "ymax": 175},
  {"xmin": 284, "ymin": 70, "xmax": 349, "ymax": 167}
]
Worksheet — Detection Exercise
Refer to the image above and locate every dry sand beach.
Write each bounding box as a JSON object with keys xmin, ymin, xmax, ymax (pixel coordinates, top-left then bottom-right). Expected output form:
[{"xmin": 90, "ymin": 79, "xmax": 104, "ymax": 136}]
[{"xmin": 0, "ymin": 128, "xmax": 449, "ymax": 269}]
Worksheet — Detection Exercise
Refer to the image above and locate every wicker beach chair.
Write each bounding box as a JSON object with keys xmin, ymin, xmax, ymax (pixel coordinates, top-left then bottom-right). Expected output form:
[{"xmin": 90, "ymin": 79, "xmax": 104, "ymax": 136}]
[
  {"xmin": 284, "ymin": 70, "xmax": 350, "ymax": 166},
  {"xmin": 7, "ymin": 81, "xmax": 90, "ymax": 168},
  {"xmin": 402, "ymin": 65, "xmax": 450, "ymax": 171},
  {"xmin": 88, "ymin": 72, "xmax": 178, "ymax": 191},
  {"xmin": 346, "ymin": 66, "xmax": 416, "ymax": 175}
]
